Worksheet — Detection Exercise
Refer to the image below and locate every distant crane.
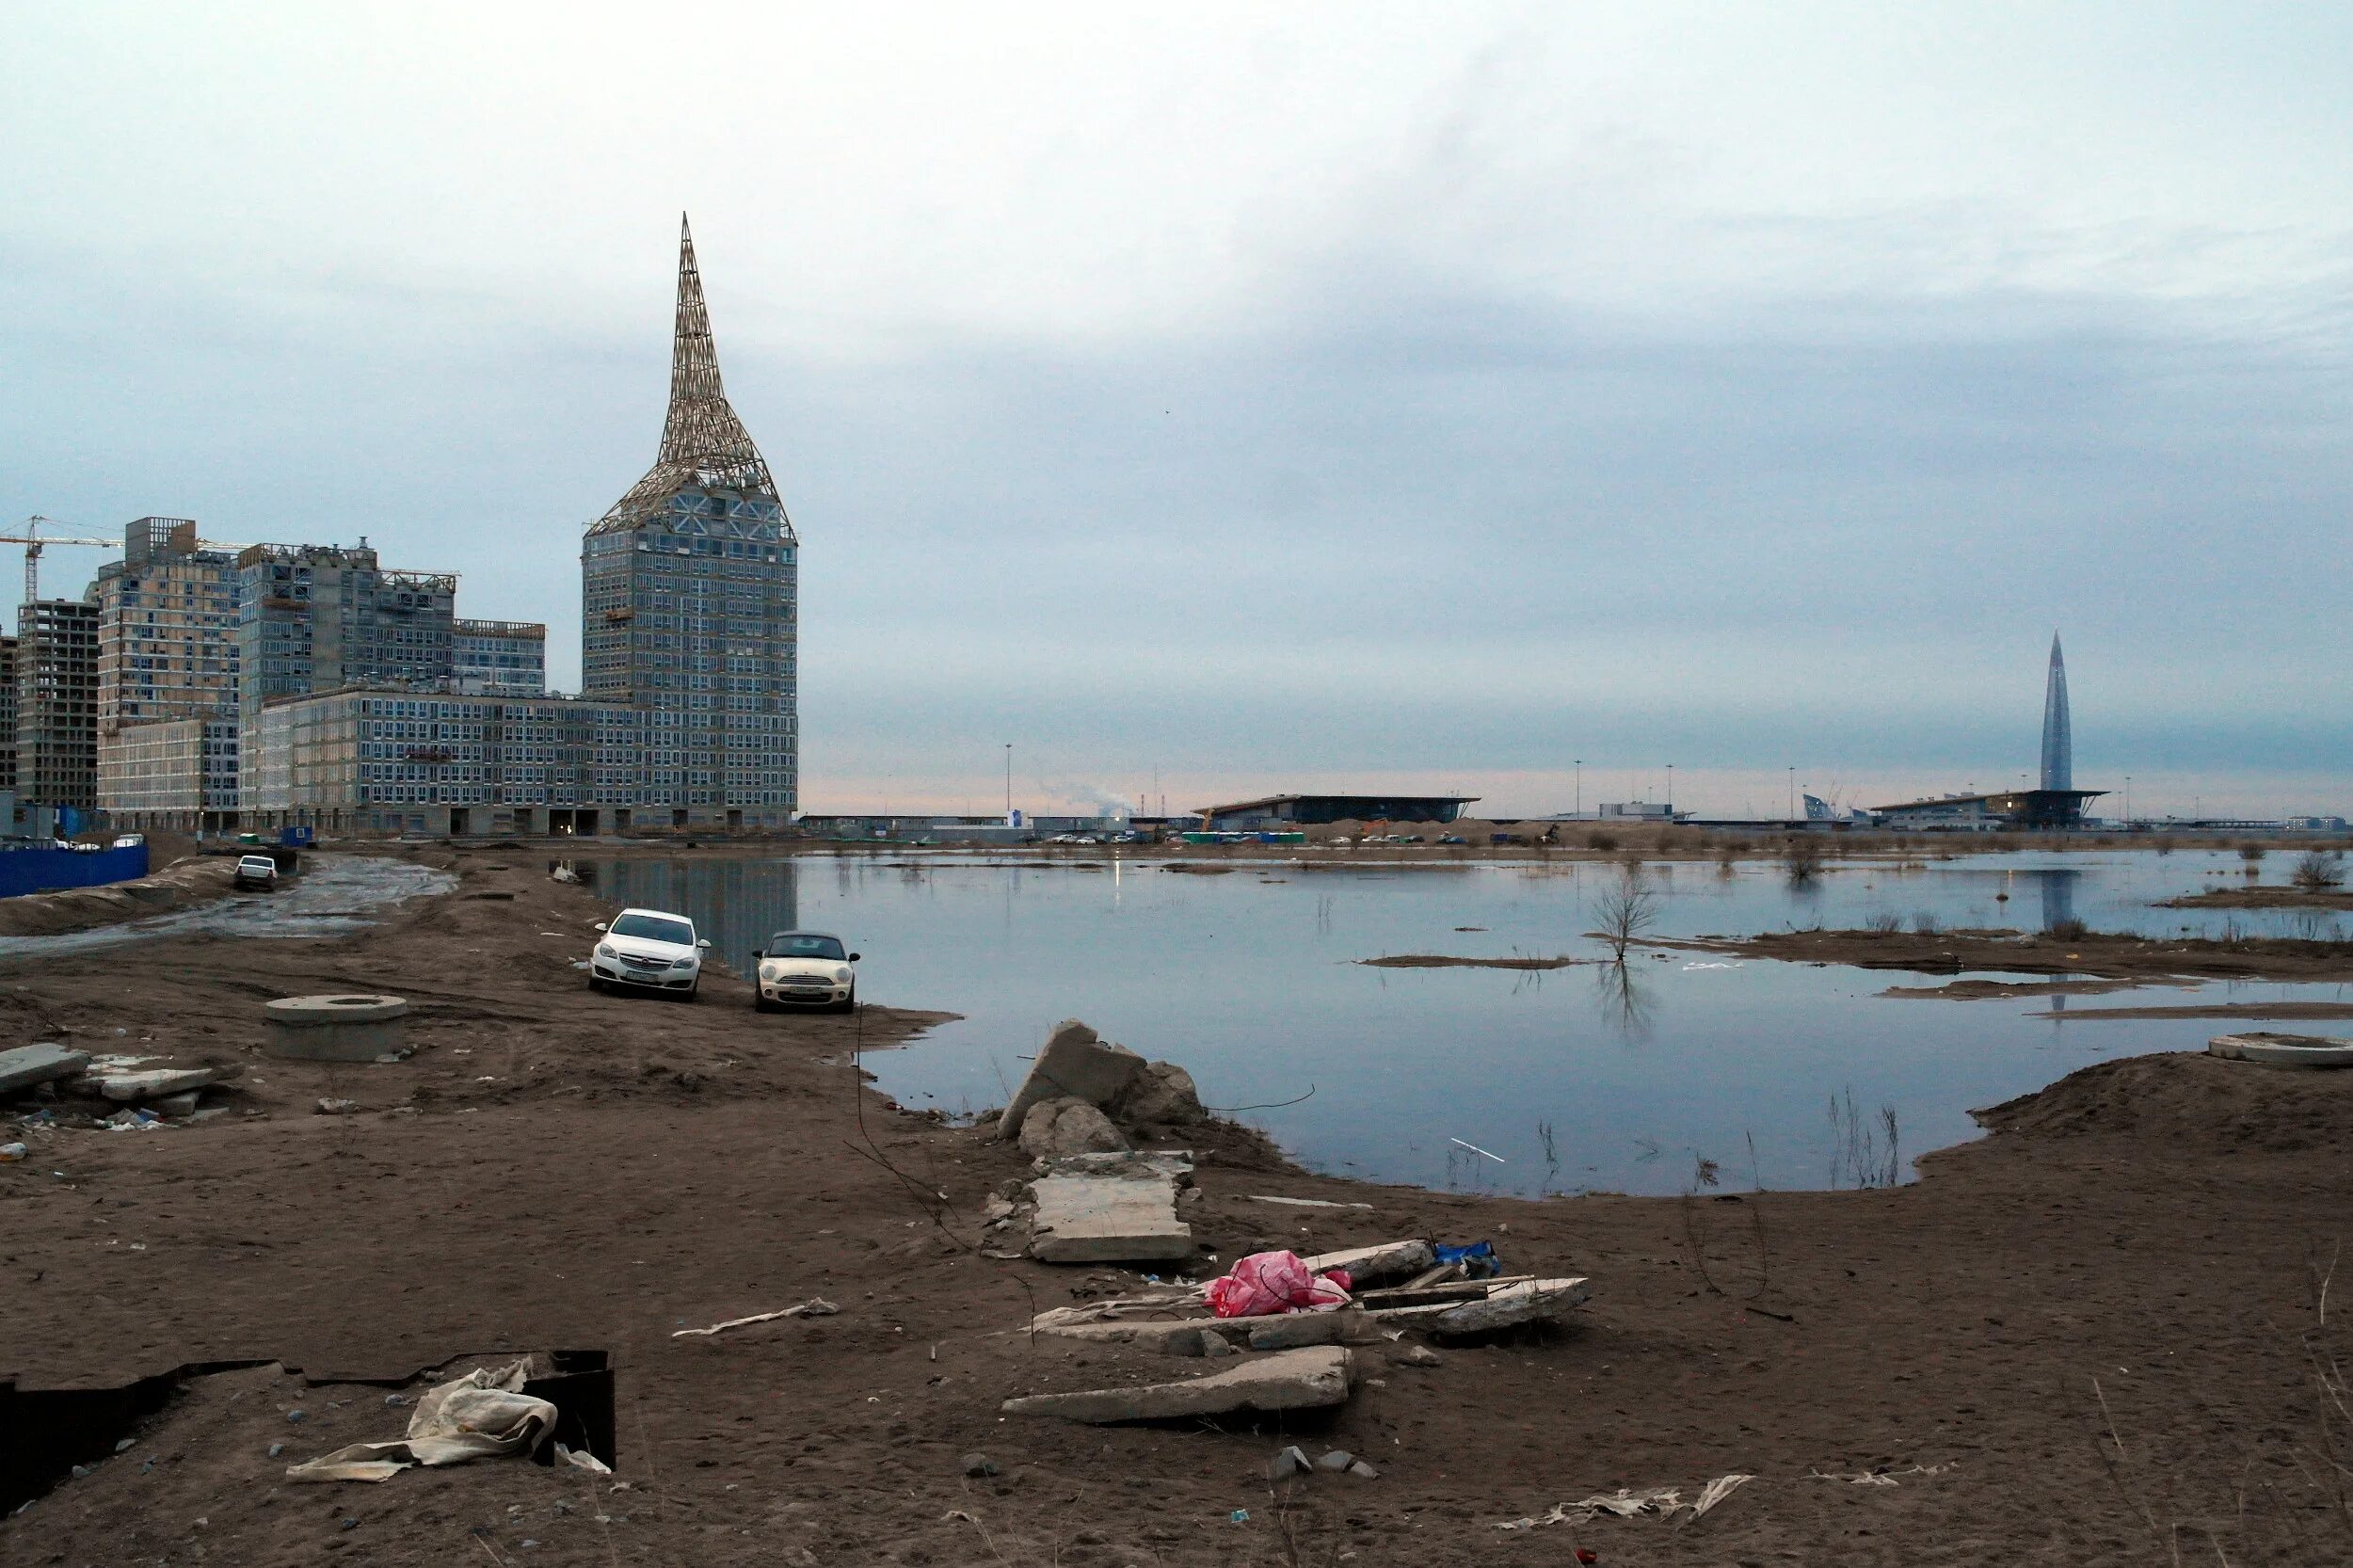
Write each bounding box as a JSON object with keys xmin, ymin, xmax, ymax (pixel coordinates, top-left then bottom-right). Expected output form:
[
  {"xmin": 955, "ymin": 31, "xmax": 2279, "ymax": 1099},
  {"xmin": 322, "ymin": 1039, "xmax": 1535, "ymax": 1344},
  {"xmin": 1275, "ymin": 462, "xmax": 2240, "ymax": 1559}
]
[
  {"xmin": 6, "ymin": 517, "xmax": 116, "ymax": 608},
  {"xmin": 4, "ymin": 517, "xmax": 253, "ymax": 614}
]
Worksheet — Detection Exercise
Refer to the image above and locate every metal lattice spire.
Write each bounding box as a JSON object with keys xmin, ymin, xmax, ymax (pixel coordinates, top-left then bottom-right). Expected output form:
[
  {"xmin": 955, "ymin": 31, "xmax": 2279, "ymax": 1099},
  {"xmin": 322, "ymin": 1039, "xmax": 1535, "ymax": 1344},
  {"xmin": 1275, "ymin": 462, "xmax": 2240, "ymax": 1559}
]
[
  {"xmin": 592, "ymin": 215, "xmax": 787, "ymax": 535},
  {"xmin": 2039, "ymin": 632, "xmax": 2072, "ymax": 792}
]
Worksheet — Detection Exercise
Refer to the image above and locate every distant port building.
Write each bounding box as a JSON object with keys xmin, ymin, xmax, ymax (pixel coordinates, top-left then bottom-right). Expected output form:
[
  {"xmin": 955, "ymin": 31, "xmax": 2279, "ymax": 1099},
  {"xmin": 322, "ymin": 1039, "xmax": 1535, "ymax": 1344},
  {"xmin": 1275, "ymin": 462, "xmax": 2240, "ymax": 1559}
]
[
  {"xmin": 1195, "ymin": 793, "xmax": 1478, "ymax": 831},
  {"xmin": 1867, "ymin": 787, "xmax": 2105, "ymax": 832}
]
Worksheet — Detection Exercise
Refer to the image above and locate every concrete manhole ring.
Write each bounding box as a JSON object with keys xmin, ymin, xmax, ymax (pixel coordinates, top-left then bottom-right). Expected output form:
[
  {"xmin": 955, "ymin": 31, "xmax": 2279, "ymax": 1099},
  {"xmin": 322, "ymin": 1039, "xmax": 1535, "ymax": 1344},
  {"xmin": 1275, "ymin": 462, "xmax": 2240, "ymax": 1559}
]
[
  {"xmin": 2208, "ymin": 1032, "xmax": 2353, "ymax": 1069},
  {"xmin": 265, "ymin": 994, "xmax": 408, "ymax": 1024}
]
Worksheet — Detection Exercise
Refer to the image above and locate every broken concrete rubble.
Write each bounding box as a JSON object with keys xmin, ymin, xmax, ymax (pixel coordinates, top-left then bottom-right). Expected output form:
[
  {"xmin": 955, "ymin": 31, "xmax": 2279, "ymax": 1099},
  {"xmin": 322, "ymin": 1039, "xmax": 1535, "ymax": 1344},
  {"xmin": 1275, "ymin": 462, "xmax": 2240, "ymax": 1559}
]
[
  {"xmin": 999, "ymin": 1021, "xmax": 1142, "ymax": 1140},
  {"xmin": 1016, "ymin": 1096, "xmax": 1128, "ymax": 1159},
  {"xmin": 1299, "ymin": 1240, "xmax": 1435, "ymax": 1286},
  {"xmin": 0, "ymin": 1044, "xmax": 89, "ymax": 1096},
  {"xmin": 1001, "ymin": 1346, "xmax": 1355, "ymax": 1424},
  {"xmin": 998, "ymin": 1019, "xmax": 1207, "ymax": 1140},
  {"xmin": 1112, "ymin": 1060, "xmax": 1206, "ymax": 1126}
]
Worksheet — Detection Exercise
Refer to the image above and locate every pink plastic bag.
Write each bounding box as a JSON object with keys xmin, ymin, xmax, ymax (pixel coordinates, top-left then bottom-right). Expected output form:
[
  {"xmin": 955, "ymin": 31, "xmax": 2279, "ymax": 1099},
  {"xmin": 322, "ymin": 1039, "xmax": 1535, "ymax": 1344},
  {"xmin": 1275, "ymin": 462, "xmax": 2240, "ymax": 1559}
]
[{"xmin": 1203, "ymin": 1251, "xmax": 1354, "ymax": 1319}]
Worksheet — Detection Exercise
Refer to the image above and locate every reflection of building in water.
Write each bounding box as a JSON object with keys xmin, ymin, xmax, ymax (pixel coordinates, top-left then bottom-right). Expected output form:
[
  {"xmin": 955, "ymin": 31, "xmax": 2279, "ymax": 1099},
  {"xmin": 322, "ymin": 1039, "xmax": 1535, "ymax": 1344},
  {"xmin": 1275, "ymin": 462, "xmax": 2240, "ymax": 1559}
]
[
  {"xmin": 589, "ymin": 856, "xmax": 799, "ymax": 972},
  {"xmin": 2033, "ymin": 867, "xmax": 2078, "ymax": 932}
]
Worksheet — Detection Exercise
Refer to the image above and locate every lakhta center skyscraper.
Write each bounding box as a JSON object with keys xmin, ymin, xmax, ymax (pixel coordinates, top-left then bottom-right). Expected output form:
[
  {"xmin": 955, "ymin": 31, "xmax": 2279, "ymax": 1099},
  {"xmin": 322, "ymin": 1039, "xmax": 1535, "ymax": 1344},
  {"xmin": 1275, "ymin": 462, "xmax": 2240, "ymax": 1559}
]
[{"xmin": 2039, "ymin": 632, "xmax": 2071, "ymax": 793}]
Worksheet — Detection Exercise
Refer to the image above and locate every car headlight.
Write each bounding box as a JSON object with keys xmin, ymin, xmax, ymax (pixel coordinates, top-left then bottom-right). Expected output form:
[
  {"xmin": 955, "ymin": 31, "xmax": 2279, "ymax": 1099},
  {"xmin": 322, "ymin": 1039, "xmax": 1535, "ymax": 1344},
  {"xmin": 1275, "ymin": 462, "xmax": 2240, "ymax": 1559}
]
[
  {"xmin": 596, "ymin": 943, "xmax": 616, "ymax": 959},
  {"xmin": 834, "ymin": 966, "xmax": 852, "ymax": 982},
  {"xmin": 673, "ymin": 954, "xmax": 697, "ymax": 968}
]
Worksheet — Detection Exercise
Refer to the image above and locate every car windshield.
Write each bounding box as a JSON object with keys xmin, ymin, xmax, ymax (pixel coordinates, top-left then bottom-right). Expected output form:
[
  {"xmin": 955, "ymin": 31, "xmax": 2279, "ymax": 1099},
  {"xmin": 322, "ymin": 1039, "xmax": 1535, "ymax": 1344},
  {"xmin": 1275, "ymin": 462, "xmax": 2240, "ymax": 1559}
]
[
  {"xmin": 610, "ymin": 913, "xmax": 694, "ymax": 946},
  {"xmin": 765, "ymin": 933, "xmax": 846, "ymax": 960}
]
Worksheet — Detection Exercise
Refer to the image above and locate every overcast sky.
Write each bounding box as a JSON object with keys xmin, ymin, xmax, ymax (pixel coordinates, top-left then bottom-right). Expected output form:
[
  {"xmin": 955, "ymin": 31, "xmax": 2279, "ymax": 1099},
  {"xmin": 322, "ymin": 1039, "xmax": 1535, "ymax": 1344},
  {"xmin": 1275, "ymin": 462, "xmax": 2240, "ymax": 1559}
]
[{"xmin": 5, "ymin": 3, "xmax": 2348, "ymax": 818}]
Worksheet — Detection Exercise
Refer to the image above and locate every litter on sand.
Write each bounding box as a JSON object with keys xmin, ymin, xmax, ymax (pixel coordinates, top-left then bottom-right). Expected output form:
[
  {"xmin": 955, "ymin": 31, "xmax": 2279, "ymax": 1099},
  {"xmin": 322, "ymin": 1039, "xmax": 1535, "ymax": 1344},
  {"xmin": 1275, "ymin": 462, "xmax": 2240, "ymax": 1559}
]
[
  {"xmin": 1496, "ymin": 1474, "xmax": 1753, "ymax": 1529},
  {"xmin": 284, "ymin": 1358, "xmax": 556, "ymax": 1483},
  {"xmin": 1205, "ymin": 1251, "xmax": 1353, "ymax": 1318},
  {"xmin": 672, "ymin": 1298, "xmax": 840, "ymax": 1337},
  {"xmin": 556, "ymin": 1443, "xmax": 613, "ymax": 1473}
]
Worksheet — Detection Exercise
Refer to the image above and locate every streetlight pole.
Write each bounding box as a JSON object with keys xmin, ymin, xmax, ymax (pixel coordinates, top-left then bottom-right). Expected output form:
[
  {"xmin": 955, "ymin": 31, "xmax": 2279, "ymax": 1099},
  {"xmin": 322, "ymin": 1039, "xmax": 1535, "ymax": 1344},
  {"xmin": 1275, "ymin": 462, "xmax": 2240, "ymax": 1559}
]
[
  {"xmin": 1574, "ymin": 760, "xmax": 1582, "ymax": 818},
  {"xmin": 1004, "ymin": 744, "xmax": 1013, "ymax": 822},
  {"xmin": 1666, "ymin": 764, "xmax": 1674, "ymax": 817},
  {"xmin": 1787, "ymin": 767, "xmax": 1795, "ymax": 822}
]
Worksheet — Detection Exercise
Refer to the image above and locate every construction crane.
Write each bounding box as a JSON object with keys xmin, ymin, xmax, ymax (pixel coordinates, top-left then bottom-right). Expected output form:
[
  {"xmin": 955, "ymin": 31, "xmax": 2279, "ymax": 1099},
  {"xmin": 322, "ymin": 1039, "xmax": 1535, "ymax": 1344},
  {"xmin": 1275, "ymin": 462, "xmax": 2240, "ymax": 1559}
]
[
  {"xmin": 5, "ymin": 517, "xmax": 253, "ymax": 610},
  {"xmin": 6, "ymin": 517, "xmax": 115, "ymax": 607}
]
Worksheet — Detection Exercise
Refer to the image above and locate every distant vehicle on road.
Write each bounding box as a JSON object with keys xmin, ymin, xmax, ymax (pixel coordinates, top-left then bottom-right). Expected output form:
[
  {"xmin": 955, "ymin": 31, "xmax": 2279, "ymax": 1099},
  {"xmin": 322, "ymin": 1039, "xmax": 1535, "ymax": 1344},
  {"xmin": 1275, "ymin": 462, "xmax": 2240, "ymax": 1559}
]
[
  {"xmin": 232, "ymin": 855, "xmax": 280, "ymax": 889},
  {"xmin": 752, "ymin": 930, "xmax": 860, "ymax": 1013},
  {"xmin": 111, "ymin": 833, "xmax": 146, "ymax": 849},
  {"xmin": 588, "ymin": 907, "xmax": 712, "ymax": 1000}
]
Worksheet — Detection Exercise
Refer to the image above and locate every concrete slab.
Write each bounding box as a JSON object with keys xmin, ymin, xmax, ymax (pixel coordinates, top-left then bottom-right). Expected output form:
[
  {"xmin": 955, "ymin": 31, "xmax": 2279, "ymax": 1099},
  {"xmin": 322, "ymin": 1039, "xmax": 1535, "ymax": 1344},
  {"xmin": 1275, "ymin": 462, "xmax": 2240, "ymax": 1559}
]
[
  {"xmin": 1432, "ymin": 1277, "xmax": 1590, "ymax": 1336},
  {"xmin": 1029, "ymin": 1172, "xmax": 1193, "ymax": 1263},
  {"xmin": 96, "ymin": 1067, "xmax": 219, "ymax": 1102},
  {"xmin": 0, "ymin": 1044, "xmax": 88, "ymax": 1096},
  {"xmin": 1001, "ymin": 1347, "xmax": 1354, "ymax": 1424}
]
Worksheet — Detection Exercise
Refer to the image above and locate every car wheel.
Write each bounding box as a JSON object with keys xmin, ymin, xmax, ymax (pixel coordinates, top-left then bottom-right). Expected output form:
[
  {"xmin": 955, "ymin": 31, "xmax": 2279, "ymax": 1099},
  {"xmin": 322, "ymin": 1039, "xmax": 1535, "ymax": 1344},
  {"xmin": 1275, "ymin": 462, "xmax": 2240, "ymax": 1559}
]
[
  {"xmin": 587, "ymin": 975, "xmax": 603, "ymax": 993},
  {"xmin": 837, "ymin": 985, "xmax": 856, "ymax": 1014},
  {"xmin": 754, "ymin": 995, "xmax": 775, "ymax": 1014},
  {"xmin": 680, "ymin": 979, "xmax": 699, "ymax": 1003}
]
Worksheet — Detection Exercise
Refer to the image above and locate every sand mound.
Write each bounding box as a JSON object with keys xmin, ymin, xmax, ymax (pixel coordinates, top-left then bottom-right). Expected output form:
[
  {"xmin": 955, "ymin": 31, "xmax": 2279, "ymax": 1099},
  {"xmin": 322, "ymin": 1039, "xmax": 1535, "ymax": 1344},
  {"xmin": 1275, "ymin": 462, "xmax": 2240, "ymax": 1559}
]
[{"xmin": 1977, "ymin": 1049, "xmax": 2353, "ymax": 1156}]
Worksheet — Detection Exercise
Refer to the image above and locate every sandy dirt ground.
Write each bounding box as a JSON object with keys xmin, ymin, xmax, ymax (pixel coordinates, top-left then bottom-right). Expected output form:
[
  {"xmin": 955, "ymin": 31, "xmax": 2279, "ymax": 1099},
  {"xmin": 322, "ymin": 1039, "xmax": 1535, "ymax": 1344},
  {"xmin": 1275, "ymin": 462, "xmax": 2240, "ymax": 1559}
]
[{"xmin": 5, "ymin": 847, "xmax": 2353, "ymax": 1565}]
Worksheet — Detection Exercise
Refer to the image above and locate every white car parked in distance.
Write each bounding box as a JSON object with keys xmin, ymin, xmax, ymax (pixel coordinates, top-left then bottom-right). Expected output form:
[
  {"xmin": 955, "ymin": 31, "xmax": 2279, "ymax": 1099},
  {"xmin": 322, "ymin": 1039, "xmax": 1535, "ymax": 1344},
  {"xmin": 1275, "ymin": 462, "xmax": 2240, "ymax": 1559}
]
[
  {"xmin": 753, "ymin": 930, "xmax": 859, "ymax": 1013},
  {"xmin": 232, "ymin": 855, "xmax": 279, "ymax": 889},
  {"xmin": 588, "ymin": 907, "xmax": 712, "ymax": 1000}
]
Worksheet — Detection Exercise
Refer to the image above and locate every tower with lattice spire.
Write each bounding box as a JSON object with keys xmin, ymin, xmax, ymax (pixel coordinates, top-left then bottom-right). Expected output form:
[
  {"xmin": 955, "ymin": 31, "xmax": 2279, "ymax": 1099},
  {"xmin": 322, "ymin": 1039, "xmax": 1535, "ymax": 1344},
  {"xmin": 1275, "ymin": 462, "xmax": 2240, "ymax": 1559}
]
[{"xmin": 582, "ymin": 216, "xmax": 798, "ymax": 824}]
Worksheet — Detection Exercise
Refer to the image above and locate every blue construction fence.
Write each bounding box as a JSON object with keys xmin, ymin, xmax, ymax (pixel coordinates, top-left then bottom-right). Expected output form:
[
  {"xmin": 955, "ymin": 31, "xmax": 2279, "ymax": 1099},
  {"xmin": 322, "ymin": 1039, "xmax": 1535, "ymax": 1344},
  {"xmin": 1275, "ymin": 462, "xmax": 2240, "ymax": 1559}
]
[{"xmin": 0, "ymin": 844, "xmax": 152, "ymax": 899}]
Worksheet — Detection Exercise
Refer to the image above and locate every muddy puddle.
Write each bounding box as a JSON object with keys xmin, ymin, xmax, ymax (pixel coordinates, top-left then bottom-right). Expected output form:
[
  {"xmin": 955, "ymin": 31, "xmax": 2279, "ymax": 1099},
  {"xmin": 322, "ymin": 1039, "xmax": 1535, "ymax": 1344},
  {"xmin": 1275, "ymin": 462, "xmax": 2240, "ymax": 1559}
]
[{"xmin": 0, "ymin": 857, "xmax": 455, "ymax": 959}]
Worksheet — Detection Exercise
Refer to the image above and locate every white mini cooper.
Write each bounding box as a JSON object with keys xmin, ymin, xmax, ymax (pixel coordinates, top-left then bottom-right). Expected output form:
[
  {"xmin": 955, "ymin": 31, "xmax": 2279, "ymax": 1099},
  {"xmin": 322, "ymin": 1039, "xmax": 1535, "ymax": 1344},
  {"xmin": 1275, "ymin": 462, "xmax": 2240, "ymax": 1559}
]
[{"xmin": 754, "ymin": 930, "xmax": 860, "ymax": 1013}]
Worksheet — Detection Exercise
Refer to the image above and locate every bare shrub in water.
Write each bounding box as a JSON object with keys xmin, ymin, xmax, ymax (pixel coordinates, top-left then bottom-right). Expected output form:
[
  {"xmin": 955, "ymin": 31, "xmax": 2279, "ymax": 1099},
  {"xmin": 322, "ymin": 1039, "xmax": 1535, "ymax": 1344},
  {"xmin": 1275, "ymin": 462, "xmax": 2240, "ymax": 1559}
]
[
  {"xmin": 2295, "ymin": 850, "xmax": 2347, "ymax": 891},
  {"xmin": 1784, "ymin": 835, "xmax": 1826, "ymax": 884},
  {"xmin": 2046, "ymin": 917, "xmax": 2090, "ymax": 941},
  {"xmin": 1910, "ymin": 910, "xmax": 1942, "ymax": 935},
  {"xmin": 1591, "ymin": 863, "xmax": 1658, "ymax": 963},
  {"xmin": 1864, "ymin": 910, "xmax": 1903, "ymax": 935}
]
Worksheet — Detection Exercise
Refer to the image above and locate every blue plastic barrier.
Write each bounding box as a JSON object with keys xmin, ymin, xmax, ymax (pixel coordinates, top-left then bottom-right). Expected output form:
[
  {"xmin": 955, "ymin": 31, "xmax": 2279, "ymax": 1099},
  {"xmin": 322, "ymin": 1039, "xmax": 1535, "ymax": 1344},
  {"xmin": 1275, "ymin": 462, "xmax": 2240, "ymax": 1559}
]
[{"xmin": 0, "ymin": 844, "xmax": 152, "ymax": 899}]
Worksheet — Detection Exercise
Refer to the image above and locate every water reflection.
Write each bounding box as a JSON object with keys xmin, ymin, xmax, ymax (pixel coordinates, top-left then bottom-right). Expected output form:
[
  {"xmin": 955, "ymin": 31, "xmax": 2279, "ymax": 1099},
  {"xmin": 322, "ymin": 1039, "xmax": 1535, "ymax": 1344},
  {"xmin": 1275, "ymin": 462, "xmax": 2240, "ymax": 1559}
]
[
  {"xmin": 1593, "ymin": 962, "xmax": 1654, "ymax": 1039},
  {"xmin": 2033, "ymin": 868, "xmax": 2079, "ymax": 933}
]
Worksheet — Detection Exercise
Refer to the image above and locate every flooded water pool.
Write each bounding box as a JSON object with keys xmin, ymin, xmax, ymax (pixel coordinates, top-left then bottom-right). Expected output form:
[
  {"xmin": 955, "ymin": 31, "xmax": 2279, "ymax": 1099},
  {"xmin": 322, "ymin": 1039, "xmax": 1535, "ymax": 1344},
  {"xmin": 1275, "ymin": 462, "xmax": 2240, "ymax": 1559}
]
[
  {"xmin": 580, "ymin": 846, "xmax": 2352, "ymax": 1196},
  {"xmin": 0, "ymin": 856, "xmax": 456, "ymax": 958}
]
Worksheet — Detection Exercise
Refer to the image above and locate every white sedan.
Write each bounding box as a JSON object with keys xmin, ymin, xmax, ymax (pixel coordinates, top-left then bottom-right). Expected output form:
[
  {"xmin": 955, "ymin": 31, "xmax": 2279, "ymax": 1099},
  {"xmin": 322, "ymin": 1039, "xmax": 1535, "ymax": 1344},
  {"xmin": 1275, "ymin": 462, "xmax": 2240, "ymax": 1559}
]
[
  {"xmin": 232, "ymin": 855, "xmax": 280, "ymax": 889},
  {"xmin": 588, "ymin": 907, "xmax": 712, "ymax": 1000},
  {"xmin": 753, "ymin": 930, "xmax": 860, "ymax": 1013}
]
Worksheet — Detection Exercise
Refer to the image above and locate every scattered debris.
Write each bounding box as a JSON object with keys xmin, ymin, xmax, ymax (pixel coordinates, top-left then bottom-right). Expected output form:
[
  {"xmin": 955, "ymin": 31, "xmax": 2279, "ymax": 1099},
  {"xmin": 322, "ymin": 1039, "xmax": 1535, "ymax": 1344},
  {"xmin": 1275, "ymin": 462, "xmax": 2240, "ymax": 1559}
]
[
  {"xmin": 285, "ymin": 1358, "xmax": 555, "ymax": 1483},
  {"xmin": 1270, "ymin": 1445, "xmax": 1310, "ymax": 1480},
  {"xmin": 1246, "ymin": 1194, "xmax": 1373, "ymax": 1210},
  {"xmin": 1001, "ymin": 1346, "xmax": 1356, "ymax": 1424},
  {"xmin": 672, "ymin": 1298, "xmax": 840, "ymax": 1337},
  {"xmin": 0, "ymin": 1142, "xmax": 24, "ymax": 1161},
  {"xmin": 555, "ymin": 1444, "xmax": 612, "ymax": 1474},
  {"xmin": 1497, "ymin": 1474, "xmax": 1753, "ymax": 1529},
  {"xmin": 316, "ymin": 1099, "xmax": 360, "ymax": 1116},
  {"xmin": 962, "ymin": 1452, "xmax": 1000, "ymax": 1478}
]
